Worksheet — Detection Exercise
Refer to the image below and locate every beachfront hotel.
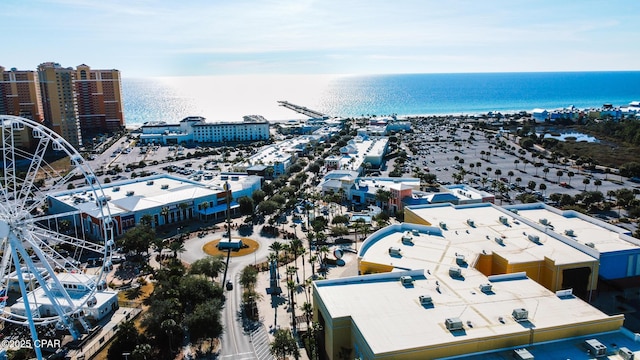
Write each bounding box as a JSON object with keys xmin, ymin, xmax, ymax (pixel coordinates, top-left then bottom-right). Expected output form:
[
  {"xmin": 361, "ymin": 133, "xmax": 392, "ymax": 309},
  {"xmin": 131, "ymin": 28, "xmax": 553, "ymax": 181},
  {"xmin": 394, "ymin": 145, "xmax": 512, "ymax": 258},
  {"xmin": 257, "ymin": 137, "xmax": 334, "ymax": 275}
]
[
  {"xmin": 0, "ymin": 66, "xmax": 44, "ymax": 149},
  {"xmin": 138, "ymin": 115, "xmax": 270, "ymax": 145},
  {"xmin": 313, "ymin": 202, "xmax": 640, "ymax": 359},
  {"xmin": 1, "ymin": 63, "xmax": 124, "ymax": 149}
]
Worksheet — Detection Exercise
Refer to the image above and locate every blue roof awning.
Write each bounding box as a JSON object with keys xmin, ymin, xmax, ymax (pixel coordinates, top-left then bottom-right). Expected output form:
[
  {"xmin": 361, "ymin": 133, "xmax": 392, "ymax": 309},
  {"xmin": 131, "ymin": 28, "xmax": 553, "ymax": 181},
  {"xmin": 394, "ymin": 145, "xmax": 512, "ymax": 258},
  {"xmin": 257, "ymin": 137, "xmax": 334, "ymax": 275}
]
[{"xmin": 199, "ymin": 202, "xmax": 239, "ymax": 215}]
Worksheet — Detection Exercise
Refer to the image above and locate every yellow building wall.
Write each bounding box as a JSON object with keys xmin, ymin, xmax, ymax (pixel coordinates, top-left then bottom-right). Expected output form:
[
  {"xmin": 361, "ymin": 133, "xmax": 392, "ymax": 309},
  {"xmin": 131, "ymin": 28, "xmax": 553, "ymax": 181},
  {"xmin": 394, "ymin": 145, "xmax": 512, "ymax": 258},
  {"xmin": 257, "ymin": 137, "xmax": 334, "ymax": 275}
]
[
  {"xmin": 403, "ymin": 208, "xmax": 431, "ymax": 225},
  {"xmin": 475, "ymin": 253, "xmax": 493, "ymax": 276},
  {"xmin": 359, "ymin": 260, "xmax": 395, "ymax": 275},
  {"xmin": 532, "ymin": 316, "xmax": 624, "ymax": 344},
  {"xmin": 506, "ymin": 260, "xmax": 544, "ymax": 283},
  {"xmin": 491, "ymin": 253, "xmax": 509, "ymax": 275}
]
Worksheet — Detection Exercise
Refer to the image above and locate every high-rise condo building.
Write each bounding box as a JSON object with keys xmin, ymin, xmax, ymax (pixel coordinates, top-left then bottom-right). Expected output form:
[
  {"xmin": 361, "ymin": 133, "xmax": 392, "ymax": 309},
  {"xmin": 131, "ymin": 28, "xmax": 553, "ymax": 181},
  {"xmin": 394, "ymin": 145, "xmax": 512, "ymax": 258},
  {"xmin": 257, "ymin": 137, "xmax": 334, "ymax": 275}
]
[
  {"xmin": 74, "ymin": 64, "xmax": 124, "ymax": 140},
  {"xmin": 37, "ymin": 62, "xmax": 82, "ymax": 148},
  {"xmin": 0, "ymin": 66, "xmax": 45, "ymax": 149}
]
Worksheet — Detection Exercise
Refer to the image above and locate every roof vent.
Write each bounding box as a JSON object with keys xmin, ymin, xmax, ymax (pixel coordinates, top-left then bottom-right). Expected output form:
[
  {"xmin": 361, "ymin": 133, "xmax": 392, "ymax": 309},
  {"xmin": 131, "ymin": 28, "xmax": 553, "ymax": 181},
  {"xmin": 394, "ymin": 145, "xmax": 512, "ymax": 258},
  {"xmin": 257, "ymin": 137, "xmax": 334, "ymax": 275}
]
[
  {"xmin": 418, "ymin": 295, "xmax": 433, "ymax": 305},
  {"xmin": 512, "ymin": 308, "xmax": 528, "ymax": 322},
  {"xmin": 584, "ymin": 339, "xmax": 607, "ymax": 357},
  {"xmin": 445, "ymin": 317, "xmax": 464, "ymax": 331},
  {"xmin": 564, "ymin": 229, "xmax": 574, "ymax": 236},
  {"xmin": 479, "ymin": 283, "xmax": 493, "ymax": 293},
  {"xmin": 499, "ymin": 216, "xmax": 508, "ymax": 225},
  {"xmin": 527, "ymin": 234, "xmax": 540, "ymax": 244},
  {"xmin": 400, "ymin": 276, "xmax": 413, "ymax": 286},
  {"xmin": 513, "ymin": 348, "xmax": 535, "ymax": 360},
  {"xmin": 401, "ymin": 232, "xmax": 414, "ymax": 245},
  {"xmin": 618, "ymin": 347, "xmax": 634, "ymax": 360}
]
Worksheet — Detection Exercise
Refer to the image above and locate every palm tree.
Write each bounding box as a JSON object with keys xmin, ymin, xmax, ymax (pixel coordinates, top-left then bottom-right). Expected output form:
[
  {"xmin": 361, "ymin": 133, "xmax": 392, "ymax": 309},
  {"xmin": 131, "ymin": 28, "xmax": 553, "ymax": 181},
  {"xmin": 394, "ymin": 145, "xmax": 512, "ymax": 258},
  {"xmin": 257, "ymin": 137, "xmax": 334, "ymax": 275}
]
[
  {"xmin": 594, "ymin": 179, "xmax": 602, "ymax": 192},
  {"xmin": 539, "ymin": 183, "xmax": 547, "ymax": 196},
  {"xmin": 161, "ymin": 206, "xmax": 170, "ymax": 225},
  {"xmin": 300, "ymin": 302, "xmax": 313, "ymax": 332},
  {"xmin": 169, "ymin": 239, "xmax": 185, "ymax": 258},
  {"xmin": 583, "ymin": 178, "xmax": 590, "ymax": 191},
  {"xmin": 200, "ymin": 201, "xmax": 210, "ymax": 221},
  {"xmin": 543, "ymin": 167, "xmax": 550, "ymax": 180},
  {"xmin": 507, "ymin": 171, "xmax": 514, "ymax": 183},
  {"xmin": 556, "ymin": 170, "xmax": 564, "ymax": 184},
  {"xmin": 567, "ymin": 171, "xmax": 575, "ymax": 185},
  {"xmin": 514, "ymin": 159, "xmax": 520, "ymax": 170}
]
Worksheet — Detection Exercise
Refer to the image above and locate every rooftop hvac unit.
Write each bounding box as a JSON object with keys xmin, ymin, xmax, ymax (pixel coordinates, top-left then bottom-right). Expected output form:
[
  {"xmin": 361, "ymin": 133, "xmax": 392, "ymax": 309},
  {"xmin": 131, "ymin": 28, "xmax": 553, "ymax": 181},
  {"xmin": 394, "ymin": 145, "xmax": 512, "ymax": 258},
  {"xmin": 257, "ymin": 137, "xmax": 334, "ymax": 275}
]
[
  {"xmin": 467, "ymin": 219, "xmax": 475, "ymax": 227},
  {"xmin": 564, "ymin": 229, "xmax": 575, "ymax": 236},
  {"xmin": 112, "ymin": 186, "xmax": 120, "ymax": 192},
  {"xmin": 527, "ymin": 234, "xmax": 540, "ymax": 244},
  {"xmin": 400, "ymin": 276, "xmax": 413, "ymax": 285},
  {"xmin": 126, "ymin": 191, "xmax": 135, "ymax": 196},
  {"xmin": 539, "ymin": 218, "xmax": 548, "ymax": 225},
  {"xmin": 584, "ymin": 339, "xmax": 607, "ymax": 357},
  {"xmin": 495, "ymin": 237, "xmax": 504, "ymax": 245},
  {"xmin": 401, "ymin": 232, "xmax": 414, "ymax": 245},
  {"xmin": 499, "ymin": 216, "xmax": 508, "ymax": 225},
  {"xmin": 418, "ymin": 295, "xmax": 433, "ymax": 305},
  {"xmin": 146, "ymin": 180, "xmax": 154, "ymax": 185},
  {"xmin": 445, "ymin": 317, "xmax": 464, "ymax": 331},
  {"xmin": 449, "ymin": 266, "xmax": 462, "ymax": 278},
  {"xmin": 411, "ymin": 229, "xmax": 420, "ymax": 236},
  {"xmin": 510, "ymin": 209, "xmax": 519, "ymax": 214},
  {"xmin": 455, "ymin": 255, "xmax": 466, "ymax": 265},
  {"xmin": 513, "ymin": 348, "xmax": 535, "ymax": 360},
  {"xmin": 479, "ymin": 283, "xmax": 493, "ymax": 293},
  {"xmin": 585, "ymin": 242, "xmax": 595, "ymax": 248},
  {"xmin": 161, "ymin": 184, "xmax": 169, "ymax": 189},
  {"xmin": 389, "ymin": 247, "xmax": 402, "ymax": 256},
  {"xmin": 512, "ymin": 308, "xmax": 528, "ymax": 322},
  {"xmin": 619, "ymin": 347, "xmax": 634, "ymax": 360},
  {"xmin": 439, "ymin": 222, "xmax": 447, "ymax": 230}
]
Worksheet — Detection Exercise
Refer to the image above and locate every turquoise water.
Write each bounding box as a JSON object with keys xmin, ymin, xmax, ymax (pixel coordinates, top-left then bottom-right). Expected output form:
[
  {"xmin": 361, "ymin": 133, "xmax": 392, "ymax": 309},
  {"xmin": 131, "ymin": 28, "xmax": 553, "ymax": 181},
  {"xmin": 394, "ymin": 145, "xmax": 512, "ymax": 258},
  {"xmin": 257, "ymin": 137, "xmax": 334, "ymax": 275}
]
[{"xmin": 122, "ymin": 71, "xmax": 640, "ymax": 126}]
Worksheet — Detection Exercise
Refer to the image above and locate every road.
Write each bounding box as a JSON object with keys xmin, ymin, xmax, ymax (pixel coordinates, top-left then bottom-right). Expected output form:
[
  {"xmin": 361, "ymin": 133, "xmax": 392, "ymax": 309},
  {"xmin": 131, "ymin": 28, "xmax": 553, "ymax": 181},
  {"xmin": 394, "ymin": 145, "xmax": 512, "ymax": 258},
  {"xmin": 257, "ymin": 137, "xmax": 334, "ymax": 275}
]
[{"xmin": 181, "ymin": 230, "xmax": 273, "ymax": 360}]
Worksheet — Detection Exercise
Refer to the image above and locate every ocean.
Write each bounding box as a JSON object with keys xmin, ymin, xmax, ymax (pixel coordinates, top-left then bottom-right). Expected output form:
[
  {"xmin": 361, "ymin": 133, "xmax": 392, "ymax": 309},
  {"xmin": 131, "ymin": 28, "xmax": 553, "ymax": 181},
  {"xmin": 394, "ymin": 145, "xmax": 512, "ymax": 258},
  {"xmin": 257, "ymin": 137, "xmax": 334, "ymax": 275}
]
[{"xmin": 121, "ymin": 71, "xmax": 640, "ymax": 126}]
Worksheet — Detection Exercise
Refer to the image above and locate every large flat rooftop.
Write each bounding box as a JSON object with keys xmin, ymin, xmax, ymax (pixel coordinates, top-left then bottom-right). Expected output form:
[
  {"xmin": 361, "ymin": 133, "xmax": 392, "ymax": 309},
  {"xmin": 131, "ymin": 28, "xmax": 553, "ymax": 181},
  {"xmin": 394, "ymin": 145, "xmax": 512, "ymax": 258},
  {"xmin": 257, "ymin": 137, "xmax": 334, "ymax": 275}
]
[
  {"xmin": 315, "ymin": 269, "xmax": 622, "ymax": 357},
  {"xmin": 507, "ymin": 203, "xmax": 640, "ymax": 254},
  {"xmin": 390, "ymin": 204, "xmax": 595, "ymax": 268}
]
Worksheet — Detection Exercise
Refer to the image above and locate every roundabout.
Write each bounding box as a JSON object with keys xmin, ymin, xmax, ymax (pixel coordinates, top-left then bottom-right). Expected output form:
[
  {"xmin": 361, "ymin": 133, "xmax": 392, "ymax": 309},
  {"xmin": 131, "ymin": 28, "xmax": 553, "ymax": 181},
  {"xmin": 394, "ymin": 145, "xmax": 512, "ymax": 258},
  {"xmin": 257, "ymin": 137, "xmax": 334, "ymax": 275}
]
[{"xmin": 202, "ymin": 237, "xmax": 260, "ymax": 257}]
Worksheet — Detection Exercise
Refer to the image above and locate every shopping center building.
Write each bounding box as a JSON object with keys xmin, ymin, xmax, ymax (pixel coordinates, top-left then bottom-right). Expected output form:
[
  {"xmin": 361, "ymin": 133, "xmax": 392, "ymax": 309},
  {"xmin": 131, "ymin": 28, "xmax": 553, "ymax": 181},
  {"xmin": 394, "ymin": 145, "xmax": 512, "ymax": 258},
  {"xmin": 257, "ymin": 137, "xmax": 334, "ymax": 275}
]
[{"xmin": 313, "ymin": 202, "xmax": 640, "ymax": 359}]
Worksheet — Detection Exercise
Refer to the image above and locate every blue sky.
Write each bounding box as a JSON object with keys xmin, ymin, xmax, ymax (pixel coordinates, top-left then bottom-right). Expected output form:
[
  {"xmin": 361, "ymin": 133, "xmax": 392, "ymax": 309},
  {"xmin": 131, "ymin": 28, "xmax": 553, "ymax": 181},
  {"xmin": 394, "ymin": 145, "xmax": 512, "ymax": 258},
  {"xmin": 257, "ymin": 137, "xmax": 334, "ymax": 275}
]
[{"xmin": 3, "ymin": 0, "xmax": 640, "ymax": 77}]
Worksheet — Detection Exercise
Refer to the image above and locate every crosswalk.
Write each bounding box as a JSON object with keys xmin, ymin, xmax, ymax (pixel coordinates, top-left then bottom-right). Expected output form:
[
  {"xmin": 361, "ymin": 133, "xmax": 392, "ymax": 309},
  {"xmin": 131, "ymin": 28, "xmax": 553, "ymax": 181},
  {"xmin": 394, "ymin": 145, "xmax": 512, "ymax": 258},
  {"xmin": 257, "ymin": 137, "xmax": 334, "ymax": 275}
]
[{"xmin": 250, "ymin": 325, "xmax": 274, "ymax": 360}]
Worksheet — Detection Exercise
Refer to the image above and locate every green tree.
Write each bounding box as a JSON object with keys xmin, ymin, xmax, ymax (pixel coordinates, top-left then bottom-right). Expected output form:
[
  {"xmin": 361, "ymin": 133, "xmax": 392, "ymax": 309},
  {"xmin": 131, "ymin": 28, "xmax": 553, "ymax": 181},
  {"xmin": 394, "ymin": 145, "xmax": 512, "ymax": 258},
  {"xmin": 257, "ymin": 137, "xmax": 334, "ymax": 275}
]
[
  {"xmin": 107, "ymin": 320, "xmax": 145, "ymax": 360},
  {"xmin": 238, "ymin": 196, "xmax": 255, "ymax": 215},
  {"xmin": 119, "ymin": 222, "xmax": 155, "ymax": 256},
  {"xmin": 189, "ymin": 255, "xmax": 225, "ymax": 280},
  {"xmin": 184, "ymin": 299, "xmax": 224, "ymax": 345},
  {"xmin": 270, "ymin": 328, "xmax": 300, "ymax": 360}
]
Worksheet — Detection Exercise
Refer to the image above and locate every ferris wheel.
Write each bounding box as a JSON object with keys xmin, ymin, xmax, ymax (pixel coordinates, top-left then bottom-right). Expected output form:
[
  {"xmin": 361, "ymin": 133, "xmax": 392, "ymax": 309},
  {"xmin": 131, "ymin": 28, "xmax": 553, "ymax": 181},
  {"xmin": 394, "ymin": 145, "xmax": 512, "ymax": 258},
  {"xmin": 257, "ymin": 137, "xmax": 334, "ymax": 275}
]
[{"xmin": 0, "ymin": 115, "xmax": 114, "ymax": 357}]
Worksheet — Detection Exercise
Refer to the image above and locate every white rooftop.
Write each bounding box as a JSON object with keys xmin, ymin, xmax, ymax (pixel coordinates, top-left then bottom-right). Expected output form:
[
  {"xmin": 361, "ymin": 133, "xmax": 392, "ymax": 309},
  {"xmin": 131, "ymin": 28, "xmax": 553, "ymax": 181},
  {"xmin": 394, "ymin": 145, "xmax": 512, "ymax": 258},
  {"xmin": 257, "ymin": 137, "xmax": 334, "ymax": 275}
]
[
  {"xmin": 400, "ymin": 204, "xmax": 595, "ymax": 266},
  {"xmin": 507, "ymin": 203, "xmax": 640, "ymax": 254},
  {"xmin": 315, "ymin": 269, "xmax": 619, "ymax": 357}
]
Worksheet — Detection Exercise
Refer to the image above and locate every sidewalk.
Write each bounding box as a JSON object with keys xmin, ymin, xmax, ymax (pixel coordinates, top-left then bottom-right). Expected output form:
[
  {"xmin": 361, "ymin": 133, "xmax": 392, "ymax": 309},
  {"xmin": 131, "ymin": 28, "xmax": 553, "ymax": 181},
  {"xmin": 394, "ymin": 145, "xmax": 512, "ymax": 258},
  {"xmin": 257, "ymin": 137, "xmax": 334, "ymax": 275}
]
[{"xmin": 254, "ymin": 239, "xmax": 359, "ymax": 359}]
